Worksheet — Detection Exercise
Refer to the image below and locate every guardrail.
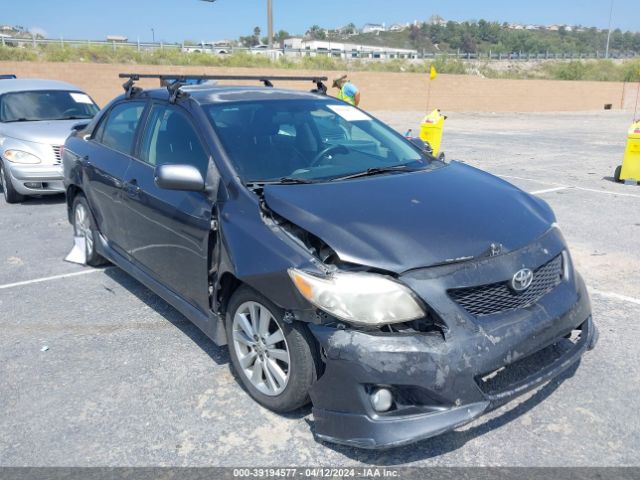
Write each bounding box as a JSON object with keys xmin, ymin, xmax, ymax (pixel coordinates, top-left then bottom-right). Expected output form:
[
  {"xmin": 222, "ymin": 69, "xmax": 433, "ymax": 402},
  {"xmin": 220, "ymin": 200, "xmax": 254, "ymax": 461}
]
[{"xmin": 0, "ymin": 36, "xmax": 638, "ymax": 61}]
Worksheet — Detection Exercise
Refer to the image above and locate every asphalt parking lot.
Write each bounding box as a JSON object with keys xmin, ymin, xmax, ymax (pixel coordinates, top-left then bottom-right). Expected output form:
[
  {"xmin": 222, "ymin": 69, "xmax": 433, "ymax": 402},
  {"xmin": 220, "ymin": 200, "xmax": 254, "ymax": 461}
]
[{"xmin": 1, "ymin": 111, "xmax": 639, "ymax": 467}]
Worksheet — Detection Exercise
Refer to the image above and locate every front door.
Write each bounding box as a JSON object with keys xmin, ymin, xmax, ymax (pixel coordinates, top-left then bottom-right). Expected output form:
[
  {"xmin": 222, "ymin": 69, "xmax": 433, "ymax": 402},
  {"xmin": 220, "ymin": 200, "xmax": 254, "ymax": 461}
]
[
  {"xmin": 121, "ymin": 102, "xmax": 213, "ymax": 312},
  {"xmin": 84, "ymin": 101, "xmax": 147, "ymax": 255}
]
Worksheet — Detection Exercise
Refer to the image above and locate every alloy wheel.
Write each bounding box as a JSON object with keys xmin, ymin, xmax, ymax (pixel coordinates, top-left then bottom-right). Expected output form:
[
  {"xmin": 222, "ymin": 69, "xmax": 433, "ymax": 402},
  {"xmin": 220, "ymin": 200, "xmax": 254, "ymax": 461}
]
[
  {"xmin": 231, "ymin": 301, "xmax": 291, "ymax": 396},
  {"xmin": 74, "ymin": 202, "xmax": 94, "ymax": 256}
]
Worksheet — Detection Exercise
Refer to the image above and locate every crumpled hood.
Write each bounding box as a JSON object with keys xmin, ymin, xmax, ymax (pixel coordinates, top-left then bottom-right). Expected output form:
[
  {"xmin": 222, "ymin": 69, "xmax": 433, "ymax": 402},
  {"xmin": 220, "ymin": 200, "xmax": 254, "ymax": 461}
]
[
  {"xmin": 0, "ymin": 120, "xmax": 83, "ymax": 145},
  {"xmin": 264, "ymin": 162, "xmax": 556, "ymax": 273}
]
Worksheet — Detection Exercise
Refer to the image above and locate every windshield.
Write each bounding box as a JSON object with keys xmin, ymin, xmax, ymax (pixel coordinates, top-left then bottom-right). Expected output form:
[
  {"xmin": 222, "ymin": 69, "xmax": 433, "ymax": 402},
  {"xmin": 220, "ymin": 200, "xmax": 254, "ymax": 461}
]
[
  {"xmin": 204, "ymin": 99, "xmax": 434, "ymax": 183},
  {"xmin": 0, "ymin": 90, "xmax": 99, "ymax": 122}
]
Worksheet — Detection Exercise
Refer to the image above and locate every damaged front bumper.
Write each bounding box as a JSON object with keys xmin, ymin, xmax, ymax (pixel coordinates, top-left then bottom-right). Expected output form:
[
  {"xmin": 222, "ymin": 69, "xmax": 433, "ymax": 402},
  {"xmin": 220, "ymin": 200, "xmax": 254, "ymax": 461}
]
[{"xmin": 307, "ymin": 230, "xmax": 595, "ymax": 449}]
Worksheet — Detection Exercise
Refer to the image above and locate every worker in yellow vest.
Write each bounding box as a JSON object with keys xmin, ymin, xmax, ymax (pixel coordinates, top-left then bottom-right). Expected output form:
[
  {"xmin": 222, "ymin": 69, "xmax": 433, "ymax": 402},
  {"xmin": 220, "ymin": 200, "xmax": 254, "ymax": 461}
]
[{"xmin": 332, "ymin": 75, "xmax": 361, "ymax": 106}]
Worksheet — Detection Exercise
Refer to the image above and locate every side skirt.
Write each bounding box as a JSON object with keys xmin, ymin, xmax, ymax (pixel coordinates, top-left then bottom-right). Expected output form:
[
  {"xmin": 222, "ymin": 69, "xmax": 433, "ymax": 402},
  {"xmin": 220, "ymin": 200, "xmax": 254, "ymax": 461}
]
[{"xmin": 96, "ymin": 234, "xmax": 227, "ymax": 346}]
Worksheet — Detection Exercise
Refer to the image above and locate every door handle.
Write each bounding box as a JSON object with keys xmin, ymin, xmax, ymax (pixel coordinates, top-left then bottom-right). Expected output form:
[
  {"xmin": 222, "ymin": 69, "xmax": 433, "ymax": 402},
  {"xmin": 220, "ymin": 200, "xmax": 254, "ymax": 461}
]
[{"xmin": 125, "ymin": 179, "xmax": 140, "ymax": 197}]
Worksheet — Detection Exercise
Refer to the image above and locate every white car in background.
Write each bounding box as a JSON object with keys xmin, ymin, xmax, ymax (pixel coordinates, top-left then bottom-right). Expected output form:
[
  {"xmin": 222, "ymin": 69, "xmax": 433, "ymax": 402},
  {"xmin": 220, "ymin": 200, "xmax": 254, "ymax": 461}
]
[
  {"xmin": 0, "ymin": 79, "xmax": 99, "ymax": 203},
  {"xmin": 250, "ymin": 44, "xmax": 283, "ymax": 58}
]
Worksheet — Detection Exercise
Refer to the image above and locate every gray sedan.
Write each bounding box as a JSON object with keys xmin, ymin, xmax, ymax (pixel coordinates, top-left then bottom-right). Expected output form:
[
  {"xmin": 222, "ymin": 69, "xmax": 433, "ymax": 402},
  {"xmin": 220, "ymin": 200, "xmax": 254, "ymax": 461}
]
[{"xmin": 0, "ymin": 79, "xmax": 99, "ymax": 203}]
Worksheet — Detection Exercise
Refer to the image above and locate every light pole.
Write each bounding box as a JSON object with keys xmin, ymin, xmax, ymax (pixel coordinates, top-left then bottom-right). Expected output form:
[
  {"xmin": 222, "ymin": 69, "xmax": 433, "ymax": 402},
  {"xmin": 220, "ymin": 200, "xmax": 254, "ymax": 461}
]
[
  {"xmin": 151, "ymin": 28, "xmax": 155, "ymax": 43},
  {"xmin": 605, "ymin": 0, "xmax": 614, "ymax": 59}
]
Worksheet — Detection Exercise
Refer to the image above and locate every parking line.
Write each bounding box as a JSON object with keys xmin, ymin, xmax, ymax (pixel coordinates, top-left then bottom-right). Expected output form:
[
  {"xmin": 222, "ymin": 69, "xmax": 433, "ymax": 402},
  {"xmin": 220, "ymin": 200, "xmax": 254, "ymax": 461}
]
[
  {"xmin": 0, "ymin": 269, "xmax": 104, "ymax": 291},
  {"xmin": 530, "ymin": 187, "xmax": 569, "ymax": 195},
  {"xmin": 500, "ymin": 175, "xmax": 640, "ymax": 199},
  {"xmin": 589, "ymin": 288, "xmax": 640, "ymax": 306}
]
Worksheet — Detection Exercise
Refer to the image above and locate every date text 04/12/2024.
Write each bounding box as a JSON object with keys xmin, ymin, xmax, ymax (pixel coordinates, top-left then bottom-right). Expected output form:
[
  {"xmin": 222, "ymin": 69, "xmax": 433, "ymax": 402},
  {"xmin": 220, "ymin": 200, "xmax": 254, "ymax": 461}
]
[{"xmin": 232, "ymin": 468, "xmax": 400, "ymax": 478}]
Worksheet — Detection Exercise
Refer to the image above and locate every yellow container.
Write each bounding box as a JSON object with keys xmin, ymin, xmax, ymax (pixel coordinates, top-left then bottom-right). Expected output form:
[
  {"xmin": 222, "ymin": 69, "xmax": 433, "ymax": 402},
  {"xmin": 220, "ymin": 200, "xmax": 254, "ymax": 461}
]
[
  {"xmin": 616, "ymin": 120, "xmax": 640, "ymax": 182},
  {"xmin": 419, "ymin": 109, "xmax": 446, "ymax": 157}
]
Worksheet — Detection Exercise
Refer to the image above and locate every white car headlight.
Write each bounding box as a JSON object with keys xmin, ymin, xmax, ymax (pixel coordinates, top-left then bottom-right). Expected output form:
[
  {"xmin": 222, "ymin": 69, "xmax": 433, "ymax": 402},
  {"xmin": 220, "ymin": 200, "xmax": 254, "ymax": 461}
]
[
  {"xmin": 4, "ymin": 150, "xmax": 41, "ymax": 165},
  {"xmin": 288, "ymin": 269, "xmax": 425, "ymax": 326}
]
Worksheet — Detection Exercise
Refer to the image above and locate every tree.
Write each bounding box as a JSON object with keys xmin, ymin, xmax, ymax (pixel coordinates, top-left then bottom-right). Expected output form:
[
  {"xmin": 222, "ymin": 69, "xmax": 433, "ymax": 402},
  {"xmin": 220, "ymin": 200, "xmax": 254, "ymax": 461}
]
[
  {"xmin": 461, "ymin": 32, "xmax": 477, "ymax": 53},
  {"xmin": 274, "ymin": 30, "xmax": 291, "ymax": 43},
  {"xmin": 307, "ymin": 25, "xmax": 326, "ymax": 40},
  {"xmin": 239, "ymin": 26, "xmax": 262, "ymax": 47},
  {"xmin": 343, "ymin": 23, "xmax": 357, "ymax": 35}
]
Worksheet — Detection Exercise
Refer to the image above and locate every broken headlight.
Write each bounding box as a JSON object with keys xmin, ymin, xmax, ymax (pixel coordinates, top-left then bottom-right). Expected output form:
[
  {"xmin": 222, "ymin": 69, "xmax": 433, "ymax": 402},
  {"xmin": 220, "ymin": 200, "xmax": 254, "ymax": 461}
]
[{"xmin": 288, "ymin": 269, "xmax": 425, "ymax": 326}]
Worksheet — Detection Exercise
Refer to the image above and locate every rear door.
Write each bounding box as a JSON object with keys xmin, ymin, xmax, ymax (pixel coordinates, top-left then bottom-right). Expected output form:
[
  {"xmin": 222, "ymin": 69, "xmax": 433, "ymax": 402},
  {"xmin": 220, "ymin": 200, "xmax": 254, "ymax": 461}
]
[
  {"xmin": 121, "ymin": 102, "xmax": 213, "ymax": 311},
  {"xmin": 84, "ymin": 101, "xmax": 147, "ymax": 254}
]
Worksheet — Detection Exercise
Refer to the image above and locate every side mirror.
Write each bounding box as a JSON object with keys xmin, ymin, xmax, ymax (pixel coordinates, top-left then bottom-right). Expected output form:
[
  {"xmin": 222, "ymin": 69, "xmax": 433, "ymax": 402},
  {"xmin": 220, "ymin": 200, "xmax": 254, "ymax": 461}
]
[
  {"xmin": 408, "ymin": 137, "xmax": 433, "ymax": 155},
  {"xmin": 71, "ymin": 121, "xmax": 90, "ymax": 132},
  {"xmin": 154, "ymin": 164, "xmax": 205, "ymax": 192}
]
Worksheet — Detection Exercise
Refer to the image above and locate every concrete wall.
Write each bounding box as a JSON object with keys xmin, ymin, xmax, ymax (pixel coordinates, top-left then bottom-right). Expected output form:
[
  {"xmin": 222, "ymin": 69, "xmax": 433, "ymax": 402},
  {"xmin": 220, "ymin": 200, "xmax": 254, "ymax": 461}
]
[{"xmin": 1, "ymin": 61, "xmax": 638, "ymax": 113}]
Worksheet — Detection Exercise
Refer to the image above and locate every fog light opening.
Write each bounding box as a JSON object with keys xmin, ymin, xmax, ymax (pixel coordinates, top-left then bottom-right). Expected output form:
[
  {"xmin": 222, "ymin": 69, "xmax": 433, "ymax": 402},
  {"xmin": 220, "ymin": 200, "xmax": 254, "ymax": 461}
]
[
  {"xmin": 370, "ymin": 387, "xmax": 393, "ymax": 413},
  {"xmin": 24, "ymin": 182, "xmax": 43, "ymax": 189}
]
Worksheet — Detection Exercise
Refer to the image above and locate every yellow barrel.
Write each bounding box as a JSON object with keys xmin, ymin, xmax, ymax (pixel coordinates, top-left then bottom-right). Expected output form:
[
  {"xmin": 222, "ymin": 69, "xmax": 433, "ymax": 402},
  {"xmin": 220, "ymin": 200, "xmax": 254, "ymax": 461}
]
[
  {"xmin": 618, "ymin": 120, "xmax": 640, "ymax": 182},
  {"xmin": 419, "ymin": 109, "xmax": 446, "ymax": 157}
]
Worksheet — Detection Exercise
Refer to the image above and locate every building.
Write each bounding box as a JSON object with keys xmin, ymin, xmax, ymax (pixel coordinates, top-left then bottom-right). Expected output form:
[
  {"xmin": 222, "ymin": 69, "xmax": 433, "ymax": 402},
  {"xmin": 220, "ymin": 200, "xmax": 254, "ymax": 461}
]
[
  {"xmin": 362, "ymin": 23, "xmax": 386, "ymax": 34},
  {"xmin": 429, "ymin": 15, "xmax": 447, "ymax": 26},
  {"xmin": 388, "ymin": 23, "xmax": 409, "ymax": 32},
  {"xmin": 283, "ymin": 38, "xmax": 417, "ymax": 59}
]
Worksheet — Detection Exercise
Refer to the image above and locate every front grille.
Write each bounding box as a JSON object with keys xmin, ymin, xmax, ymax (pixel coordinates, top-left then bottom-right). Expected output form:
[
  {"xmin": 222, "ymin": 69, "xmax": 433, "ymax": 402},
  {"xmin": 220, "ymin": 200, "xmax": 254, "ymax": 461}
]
[
  {"xmin": 52, "ymin": 145, "xmax": 62, "ymax": 164},
  {"xmin": 449, "ymin": 255, "xmax": 563, "ymax": 316},
  {"xmin": 475, "ymin": 325, "xmax": 584, "ymax": 398}
]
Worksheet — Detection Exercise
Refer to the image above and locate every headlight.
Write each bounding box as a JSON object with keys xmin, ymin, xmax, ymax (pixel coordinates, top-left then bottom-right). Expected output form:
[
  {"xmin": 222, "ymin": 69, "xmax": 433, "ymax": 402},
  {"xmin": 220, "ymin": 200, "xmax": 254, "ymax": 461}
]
[
  {"xmin": 4, "ymin": 150, "xmax": 41, "ymax": 165},
  {"xmin": 288, "ymin": 269, "xmax": 425, "ymax": 326}
]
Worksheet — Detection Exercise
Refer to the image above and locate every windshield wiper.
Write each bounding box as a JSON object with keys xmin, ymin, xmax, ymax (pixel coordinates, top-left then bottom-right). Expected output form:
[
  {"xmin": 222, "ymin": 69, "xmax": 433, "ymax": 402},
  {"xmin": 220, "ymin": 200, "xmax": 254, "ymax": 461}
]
[
  {"xmin": 59, "ymin": 115, "xmax": 92, "ymax": 120},
  {"xmin": 277, "ymin": 177, "xmax": 315, "ymax": 184},
  {"xmin": 3, "ymin": 118, "xmax": 41, "ymax": 123},
  {"xmin": 330, "ymin": 165, "xmax": 419, "ymax": 182},
  {"xmin": 245, "ymin": 177, "xmax": 316, "ymax": 188}
]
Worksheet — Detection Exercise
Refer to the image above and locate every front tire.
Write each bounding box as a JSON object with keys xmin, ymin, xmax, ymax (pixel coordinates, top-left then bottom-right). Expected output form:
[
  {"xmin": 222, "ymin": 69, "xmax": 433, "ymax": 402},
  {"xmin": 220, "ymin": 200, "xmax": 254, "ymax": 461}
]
[
  {"xmin": 226, "ymin": 286, "xmax": 320, "ymax": 413},
  {"xmin": 72, "ymin": 194, "xmax": 106, "ymax": 266},
  {"xmin": 0, "ymin": 160, "xmax": 25, "ymax": 204}
]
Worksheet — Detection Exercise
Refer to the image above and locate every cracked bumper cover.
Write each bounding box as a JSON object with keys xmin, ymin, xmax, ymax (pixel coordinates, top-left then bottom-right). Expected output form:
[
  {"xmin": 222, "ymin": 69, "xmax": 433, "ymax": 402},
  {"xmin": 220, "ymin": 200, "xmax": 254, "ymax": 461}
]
[{"xmin": 307, "ymin": 232, "xmax": 594, "ymax": 449}]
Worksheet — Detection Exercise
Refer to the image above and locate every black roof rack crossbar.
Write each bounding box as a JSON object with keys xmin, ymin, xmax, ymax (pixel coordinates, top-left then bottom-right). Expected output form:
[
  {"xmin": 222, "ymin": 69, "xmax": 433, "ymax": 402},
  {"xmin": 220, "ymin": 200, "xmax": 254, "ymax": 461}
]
[{"xmin": 119, "ymin": 73, "xmax": 328, "ymax": 102}]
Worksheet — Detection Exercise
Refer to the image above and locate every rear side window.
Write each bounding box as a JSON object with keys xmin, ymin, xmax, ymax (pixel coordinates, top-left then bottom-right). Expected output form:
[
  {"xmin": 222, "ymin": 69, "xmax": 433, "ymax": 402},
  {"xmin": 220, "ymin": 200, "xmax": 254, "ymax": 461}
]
[
  {"xmin": 139, "ymin": 104, "xmax": 208, "ymax": 175},
  {"xmin": 95, "ymin": 102, "xmax": 145, "ymax": 155}
]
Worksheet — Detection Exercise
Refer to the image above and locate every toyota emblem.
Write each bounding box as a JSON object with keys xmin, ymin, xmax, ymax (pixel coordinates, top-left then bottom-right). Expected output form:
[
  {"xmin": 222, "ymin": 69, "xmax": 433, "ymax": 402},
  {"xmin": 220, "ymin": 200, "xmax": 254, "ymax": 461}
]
[{"xmin": 511, "ymin": 268, "xmax": 534, "ymax": 292}]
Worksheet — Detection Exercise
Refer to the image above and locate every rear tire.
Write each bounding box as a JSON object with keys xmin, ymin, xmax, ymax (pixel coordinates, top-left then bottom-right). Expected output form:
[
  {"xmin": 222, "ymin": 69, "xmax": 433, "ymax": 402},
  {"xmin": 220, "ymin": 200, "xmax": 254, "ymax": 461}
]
[
  {"xmin": 72, "ymin": 194, "xmax": 106, "ymax": 267},
  {"xmin": 614, "ymin": 165, "xmax": 622, "ymax": 183},
  {"xmin": 226, "ymin": 285, "xmax": 320, "ymax": 413},
  {"xmin": 0, "ymin": 160, "xmax": 25, "ymax": 204}
]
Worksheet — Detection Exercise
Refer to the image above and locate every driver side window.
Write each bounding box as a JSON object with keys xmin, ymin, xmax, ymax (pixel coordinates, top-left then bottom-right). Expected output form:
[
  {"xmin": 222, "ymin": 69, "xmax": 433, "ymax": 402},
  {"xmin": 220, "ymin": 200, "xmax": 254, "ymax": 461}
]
[{"xmin": 140, "ymin": 104, "xmax": 209, "ymax": 176}]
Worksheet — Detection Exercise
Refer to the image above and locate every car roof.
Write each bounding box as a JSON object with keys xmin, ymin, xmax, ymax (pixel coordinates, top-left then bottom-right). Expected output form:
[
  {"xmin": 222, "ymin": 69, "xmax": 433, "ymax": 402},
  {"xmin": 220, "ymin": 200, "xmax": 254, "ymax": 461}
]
[
  {"xmin": 142, "ymin": 85, "xmax": 330, "ymax": 105},
  {"xmin": 0, "ymin": 78, "xmax": 86, "ymax": 94}
]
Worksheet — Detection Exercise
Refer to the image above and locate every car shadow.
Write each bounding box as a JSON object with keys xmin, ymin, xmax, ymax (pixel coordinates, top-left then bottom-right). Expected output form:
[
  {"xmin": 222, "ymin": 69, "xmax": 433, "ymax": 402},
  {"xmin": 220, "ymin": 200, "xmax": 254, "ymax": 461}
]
[
  {"xmin": 315, "ymin": 362, "xmax": 579, "ymax": 464},
  {"xmin": 19, "ymin": 193, "xmax": 67, "ymax": 205},
  {"xmin": 103, "ymin": 267, "xmax": 230, "ymax": 367},
  {"xmin": 102, "ymin": 266, "xmax": 312, "ymax": 420}
]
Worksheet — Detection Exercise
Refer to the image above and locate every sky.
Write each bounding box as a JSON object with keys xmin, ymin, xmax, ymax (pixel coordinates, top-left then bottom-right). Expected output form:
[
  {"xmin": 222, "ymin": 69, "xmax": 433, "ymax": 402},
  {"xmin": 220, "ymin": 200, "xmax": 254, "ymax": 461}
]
[{"xmin": 3, "ymin": 0, "xmax": 638, "ymax": 43}]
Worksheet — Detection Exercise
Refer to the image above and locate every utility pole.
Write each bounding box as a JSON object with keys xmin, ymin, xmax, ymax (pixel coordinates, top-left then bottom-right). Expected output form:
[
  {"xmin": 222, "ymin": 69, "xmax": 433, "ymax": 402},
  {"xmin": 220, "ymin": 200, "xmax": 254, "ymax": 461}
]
[
  {"xmin": 151, "ymin": 28, "xmax": 155, "ymax": 43},
  {"xmin": 267, "ymin": 0, "xmax": 274, "ymax": 48},
  {"xmin": 605, "ymin": 0, "xmax": 614, "ymax": 59}
]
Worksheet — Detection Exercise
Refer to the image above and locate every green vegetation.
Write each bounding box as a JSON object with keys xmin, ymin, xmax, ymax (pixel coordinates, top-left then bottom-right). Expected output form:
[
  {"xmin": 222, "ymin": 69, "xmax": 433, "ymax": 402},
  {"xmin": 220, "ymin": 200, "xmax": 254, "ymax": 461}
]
[
  {"xmin": 347, "ymin": 21, "xmax": 640, "ymax": 55},
  {"xmin": 1, "ymin": 44, "xmax": 638, "ymax": 82}
]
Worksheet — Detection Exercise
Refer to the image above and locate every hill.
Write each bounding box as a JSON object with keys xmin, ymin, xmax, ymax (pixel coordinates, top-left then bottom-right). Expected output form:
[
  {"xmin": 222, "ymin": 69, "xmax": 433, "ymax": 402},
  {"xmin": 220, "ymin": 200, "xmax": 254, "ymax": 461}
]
[{"xmin": 338, "ymin": 21, "xmax": 640, "ymax": 55}]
